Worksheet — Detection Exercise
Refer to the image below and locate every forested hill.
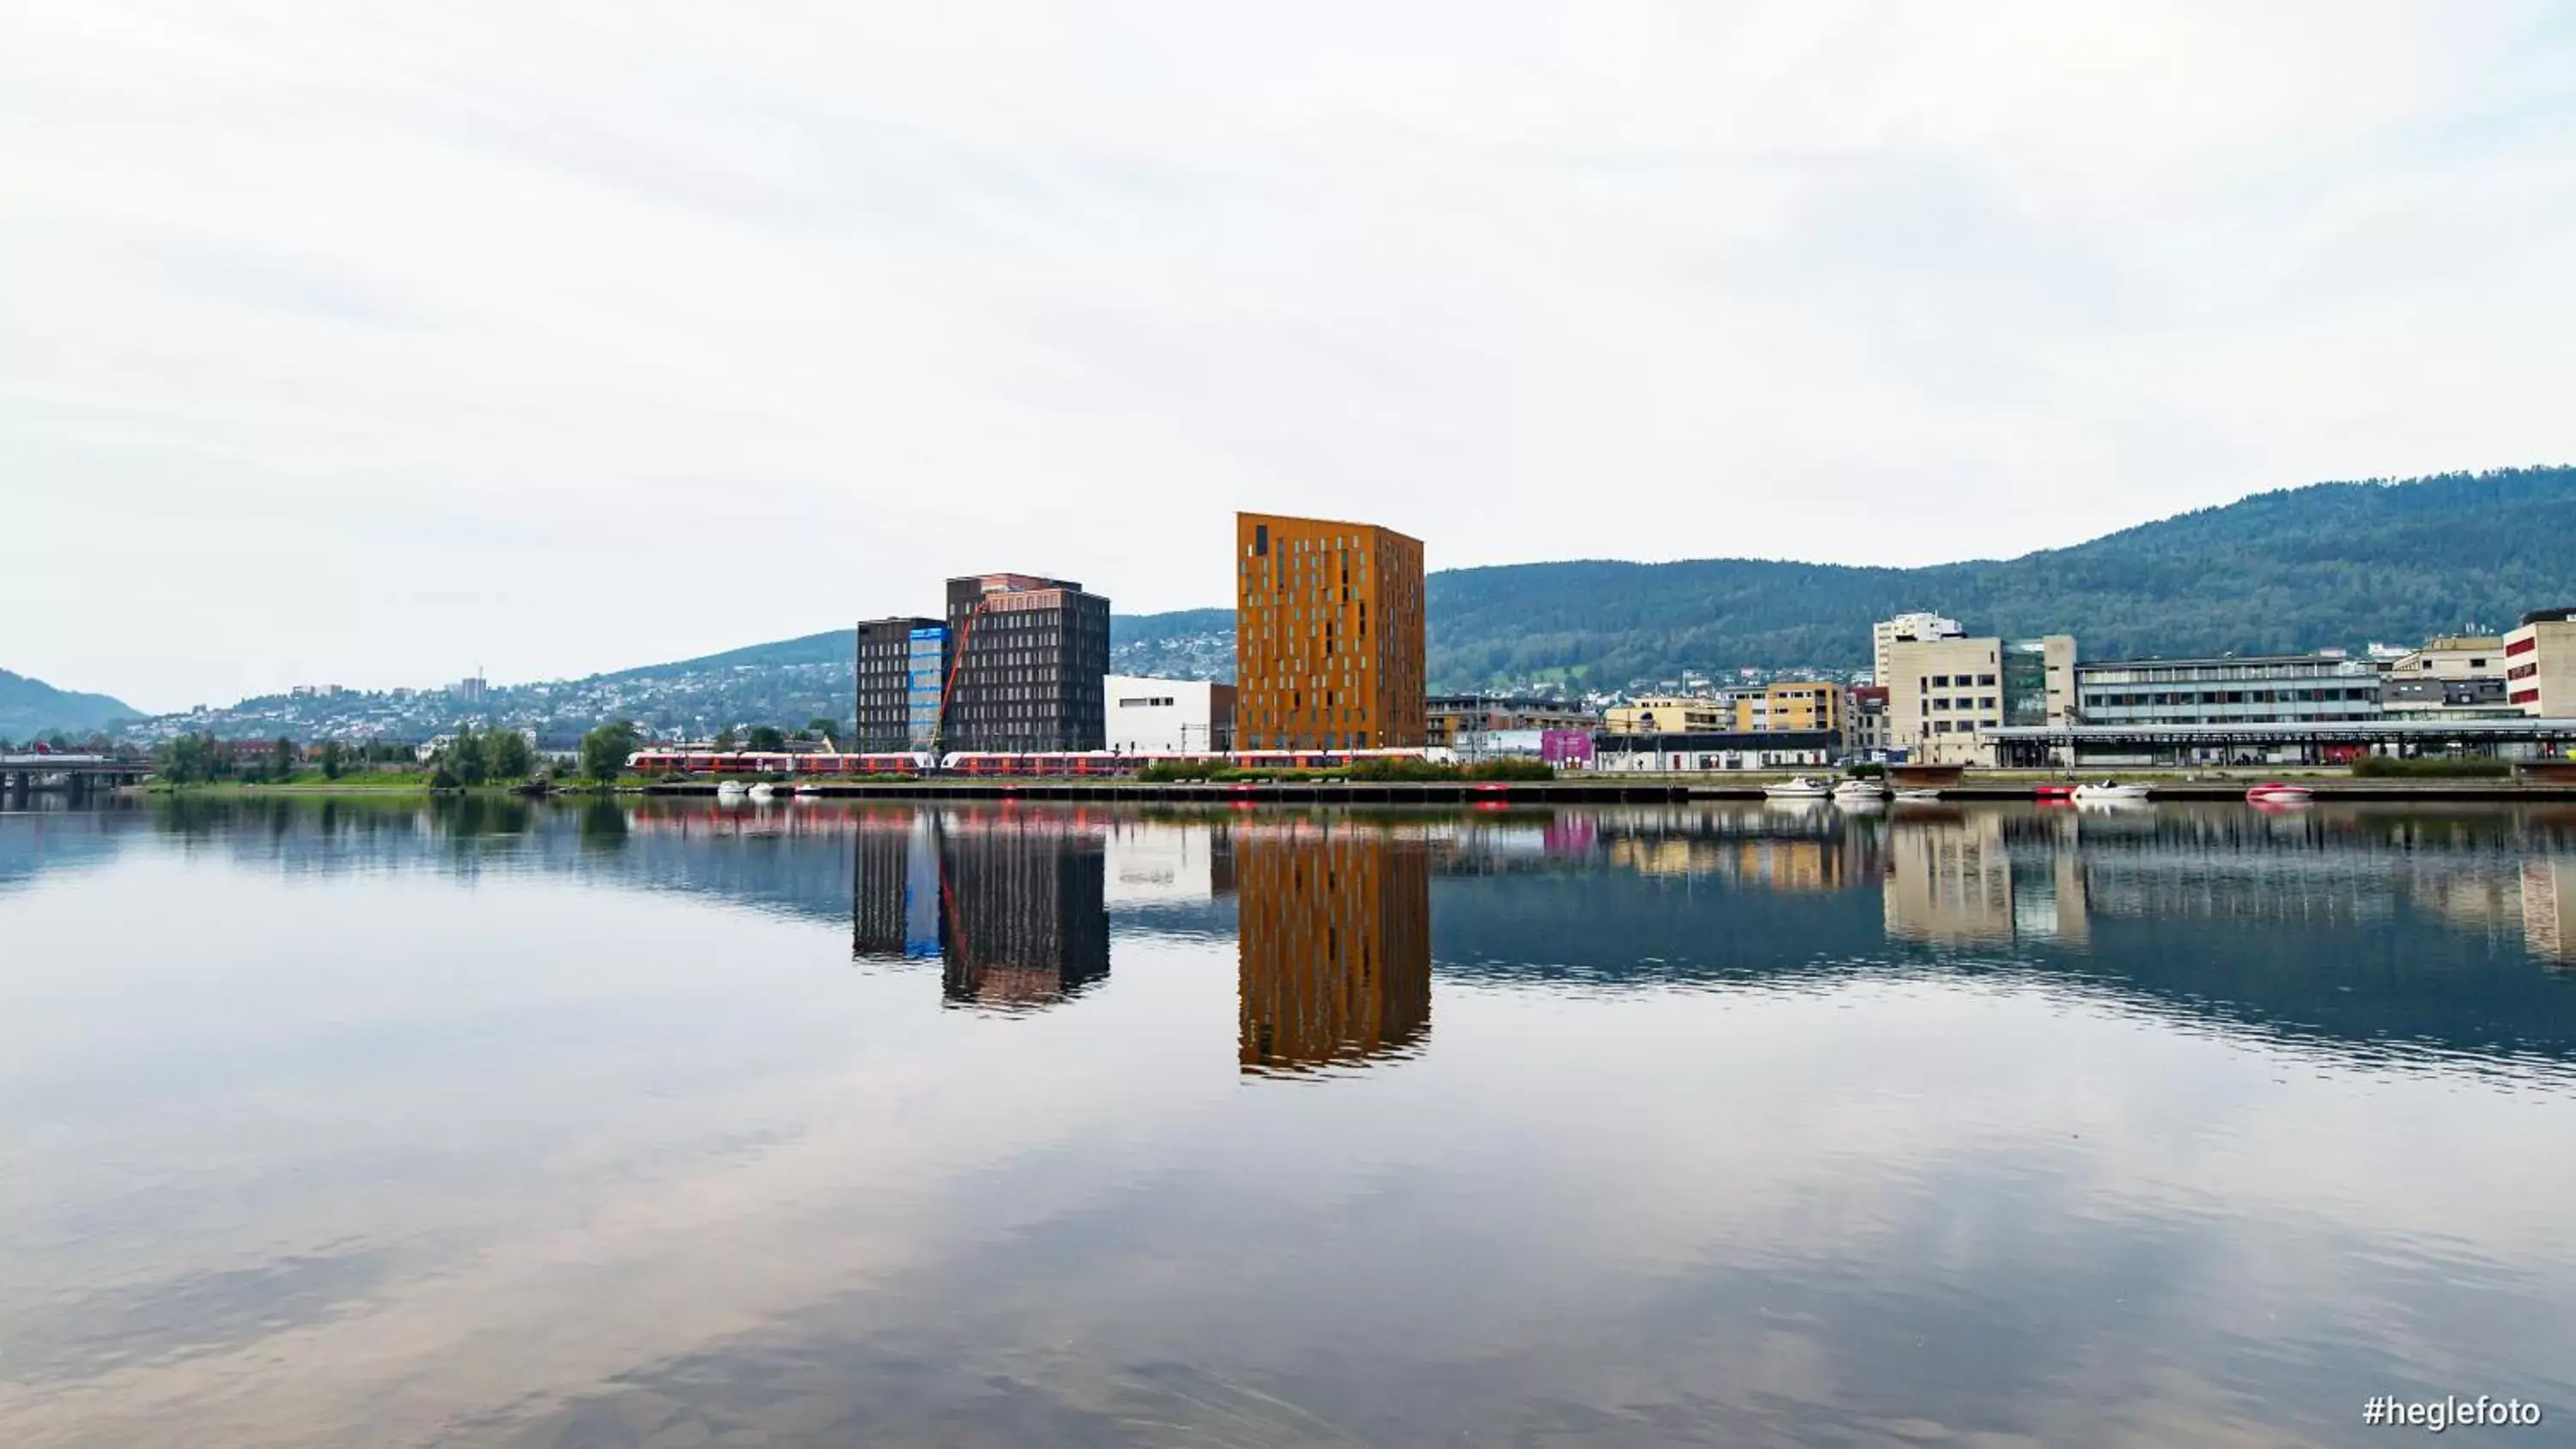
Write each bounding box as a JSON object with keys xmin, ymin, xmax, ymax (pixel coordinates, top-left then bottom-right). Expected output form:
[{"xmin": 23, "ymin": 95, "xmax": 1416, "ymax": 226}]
[
  {"xmin": 0, "ymin": 668, "xmax": 138, "ymax": 739},
  {"xmin": 85, "ymin": 465, "xmax": 2576, "ymax": 739},
  {"xmin": 434, "ymin": 464, "xmax": 2576, "ymax": 706},
  {"xmin": 1103, "ymin": 465, "xmax": 2576, "ymax": 689}
]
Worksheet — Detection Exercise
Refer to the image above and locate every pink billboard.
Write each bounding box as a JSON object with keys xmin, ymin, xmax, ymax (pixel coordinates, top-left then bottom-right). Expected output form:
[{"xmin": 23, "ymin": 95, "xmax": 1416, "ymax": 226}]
[{"xmin": 1540, "ymin": 729, "xmax": 1595, "ymax": 766}]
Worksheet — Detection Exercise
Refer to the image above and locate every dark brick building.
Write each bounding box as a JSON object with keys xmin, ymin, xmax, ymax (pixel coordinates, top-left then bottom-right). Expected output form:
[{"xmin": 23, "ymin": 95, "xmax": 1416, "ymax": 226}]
[{"xmin": 941, "ymin": 573, "xmax": 1110, "ymax": 752}]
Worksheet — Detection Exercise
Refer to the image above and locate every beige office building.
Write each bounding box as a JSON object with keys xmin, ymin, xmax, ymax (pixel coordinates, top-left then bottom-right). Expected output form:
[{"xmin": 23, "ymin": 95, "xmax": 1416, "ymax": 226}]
[
  {"xmin": 2387, "ymin": 634, "xmax": 2506, "ymax": 680},
  {"xmin": 1884, "ymin": 634, "xmax": 2075, "ymax": 766},
  {"xmin": 1603, "ymin": 696, "xmax": 1735, "ymax": 734}
]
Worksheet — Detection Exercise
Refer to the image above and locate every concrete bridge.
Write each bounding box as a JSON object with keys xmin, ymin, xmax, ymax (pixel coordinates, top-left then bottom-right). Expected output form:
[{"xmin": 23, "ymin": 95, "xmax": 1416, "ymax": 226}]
[{"xmin": 2, "ymin": 753, "xmax": 150, "ymax": 797}]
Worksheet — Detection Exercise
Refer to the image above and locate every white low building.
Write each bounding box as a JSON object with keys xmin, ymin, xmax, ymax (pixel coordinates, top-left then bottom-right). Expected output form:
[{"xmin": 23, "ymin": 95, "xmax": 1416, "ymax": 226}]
[
  {"xmin": 1589, "ymin": 730, "xmax": 1838, "ymax": 773},
  {"xmin": 1103, "ymin": 675, "xmax": 1237, "ymax": 754}
]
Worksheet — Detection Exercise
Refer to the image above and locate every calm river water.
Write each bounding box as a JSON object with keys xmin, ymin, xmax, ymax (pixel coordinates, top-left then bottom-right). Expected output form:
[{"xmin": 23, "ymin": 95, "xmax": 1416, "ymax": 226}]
[{"xmin": 5, "ymin": 796, "xmax": 2576, "ymax": 1447}]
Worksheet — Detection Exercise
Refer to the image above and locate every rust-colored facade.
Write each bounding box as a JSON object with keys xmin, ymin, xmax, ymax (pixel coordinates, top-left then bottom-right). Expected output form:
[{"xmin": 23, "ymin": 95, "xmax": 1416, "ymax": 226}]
[
  {"xmin": 1237, "ymin": 820, "xmax": 1431, "ymax": 1074},
  {"xmin": 1235, "ymin": 512, "xmax": 1425, "ymax": 749}
]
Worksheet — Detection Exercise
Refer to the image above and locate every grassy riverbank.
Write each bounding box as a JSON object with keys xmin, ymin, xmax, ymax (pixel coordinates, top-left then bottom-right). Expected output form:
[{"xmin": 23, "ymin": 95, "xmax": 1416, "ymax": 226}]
[{"xmin": 140, "ymin": 771, "xmax": 638, "ymax": 796}]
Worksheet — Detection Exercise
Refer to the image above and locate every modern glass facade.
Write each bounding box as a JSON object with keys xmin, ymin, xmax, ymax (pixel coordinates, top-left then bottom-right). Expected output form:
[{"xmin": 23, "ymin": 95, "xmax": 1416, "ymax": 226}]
[
  {"xmin": 906, "ymin": 627, "xmax": 946, "ymax": 748},
  {"xmin": 857, "ymin": 616, "xmax": 944, "ymax": 752},
  {"xmin": 2075, "ymin": 655, "xmax": 2382, "ymax": 726},
  {"xmin": 2002, "ymin": 643, "xmax": 2050, "ymax": 726}
]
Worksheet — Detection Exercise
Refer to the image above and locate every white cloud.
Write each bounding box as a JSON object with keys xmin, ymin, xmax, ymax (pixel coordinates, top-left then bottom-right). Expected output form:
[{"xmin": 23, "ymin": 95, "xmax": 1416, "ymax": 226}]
[{"xmin": 3, "ymin": 2, "xmax": 2573, "ymax": 709}]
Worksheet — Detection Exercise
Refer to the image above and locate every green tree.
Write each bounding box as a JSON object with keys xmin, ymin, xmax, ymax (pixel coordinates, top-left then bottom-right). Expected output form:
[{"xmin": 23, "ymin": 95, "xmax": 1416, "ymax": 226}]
[
  {"xmin": 157, "ymin": 733, "xmax": 220, "ymax": 785},
  {"xmin": 272, "ymin": 734, "xmax": 298, "ymax": 783},
  {"xmin": 487, "ymin": 729, "xmax": 534, "ymax": 780},
  {"xmin": 580, "ymin": 720, "xmax": 640, "ymax": 784},
  {"xmin": 713, "ymin": 725, "xmax": 737, "ymax": 750},
  {"xmin": 805, "ymin": 717, "xmax": 838, "ymax": 741},
  {"xmin": 319, "ymin": 740, "xmax": 346, "ymax": 779},
  {"xmin": 447, "ymin": 728, "xmax": 489, "ymax": 787},
  {"xmin": 747, "ymin": 724, "xmax": 786, "ymax": 752}
]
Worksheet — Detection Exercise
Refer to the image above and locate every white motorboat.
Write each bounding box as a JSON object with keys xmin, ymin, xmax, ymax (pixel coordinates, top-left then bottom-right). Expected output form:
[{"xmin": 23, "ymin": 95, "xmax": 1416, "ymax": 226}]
[
  {"xmin": 2071, "ymin": 779, "xmax": 2150, "ymax": 802},
  {"xmin": 715, "ymin": 779, "xmax": 750, "ymax": 801},
  {"xmin": 1832, "ymin": 778, "xmax": 1888, "ymax": 800},
  {"xmin": 1763, "ymin": 776, "xmax": 1832, "ymax": 798},
  {"xmin": 1893, "ymin": 788, "xmax": 1944, "ymax": 802},
  {"xmin": 746, "ymin": 782, "xmax": 777, "ymax": 801}
]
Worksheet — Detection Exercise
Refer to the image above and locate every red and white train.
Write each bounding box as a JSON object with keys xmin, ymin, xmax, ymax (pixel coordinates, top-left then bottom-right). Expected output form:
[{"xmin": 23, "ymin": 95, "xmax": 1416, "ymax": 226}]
[
  {"xmin": 625, "ymin": 748, "xmax": 935, "ymax": 777},
  {"xmin": 941, "ymin": 748, "xmax": 1455, "ymax": 777},
  {"xmin": 625, "ymin": 747, "xmax": 1456, "ymax": 779}
]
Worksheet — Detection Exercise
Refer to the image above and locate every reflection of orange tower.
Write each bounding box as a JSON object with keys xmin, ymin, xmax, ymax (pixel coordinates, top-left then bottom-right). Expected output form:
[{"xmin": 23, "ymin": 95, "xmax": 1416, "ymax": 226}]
[{"xmin": 1238, "ymin": 822, "xmax": 1431, "ymax": 1074}]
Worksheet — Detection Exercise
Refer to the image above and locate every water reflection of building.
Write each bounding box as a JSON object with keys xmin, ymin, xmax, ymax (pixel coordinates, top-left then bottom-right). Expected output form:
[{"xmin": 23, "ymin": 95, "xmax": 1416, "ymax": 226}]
[
  {"xmin": 1238, "ymin": 821, "xmax": 1431, "ymax": 1075},
  {"xmin": 2409, "ymin": 873, "xmax": 2526, "ymax": 935},
  {"xmin": 849, "ymin": 809, "xmax": 1111, "ymax": 1009},
  {"xmin": 940, "ymin": 819, "xmax": 1109, "ymax": 1009},
  {"xmin": 850, "ymin": 810, "xmax": 944, "ymax": 960},
  {"xmin": 1607, "ymin": 835, "xmax": 1844, "ymax": 890},
  {"xmin": 1103, "ymin": 820, "xmax": 1215, "ymax": 904},
  {"xmin": 2525, "ymin": 859, "xmax": 2576, "ymax": 965},
  {"xmin": 1884, "ymin": 812, "xmax": 2089, "ymax": 947}
]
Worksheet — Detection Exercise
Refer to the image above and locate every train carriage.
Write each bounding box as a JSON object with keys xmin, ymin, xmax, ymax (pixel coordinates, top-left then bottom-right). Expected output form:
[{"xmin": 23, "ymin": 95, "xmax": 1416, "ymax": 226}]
[
  {"xmin": 625, "ymin": 749, "xmax": 933, "ymax": 776},
  {"xmin": 627, "ymin": 746, "xmax": 1457, "ymax": 779}
]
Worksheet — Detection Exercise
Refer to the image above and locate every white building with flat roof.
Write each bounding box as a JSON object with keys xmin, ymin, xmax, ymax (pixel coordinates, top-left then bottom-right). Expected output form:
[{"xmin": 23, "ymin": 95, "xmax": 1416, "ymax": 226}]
[
  {"xmin": 1872, "ymin": 612, "xmax": 1965, "ymax": 687},
  {"xmin": 1103, "ymin": 675, "xmax": 1236, "ymax": 754}
]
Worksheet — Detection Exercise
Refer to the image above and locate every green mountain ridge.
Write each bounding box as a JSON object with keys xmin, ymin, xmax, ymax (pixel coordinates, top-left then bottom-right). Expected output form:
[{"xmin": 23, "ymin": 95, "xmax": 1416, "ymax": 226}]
[
  {"xmin": 70, "ymin": 464, "xmax": 2576, "ymax": 737},
  {"xmin": 1381, "ymin": 465, "xmax": 2576, "ymax": 688},
  {"xmin": 607, "ymin": 465, "xmax": 2576, "ymax": 693},
  {"xmin": 0, "ymin": 668, "xmax": 140, "ymax": 741}
]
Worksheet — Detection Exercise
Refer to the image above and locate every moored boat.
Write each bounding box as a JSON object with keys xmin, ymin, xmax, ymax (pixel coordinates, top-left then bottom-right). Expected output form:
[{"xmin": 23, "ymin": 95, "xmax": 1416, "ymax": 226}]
[
  {"xmin": 1832, "ymin": 777, "xmax": 1888, "ymax": 800},
  {"xmin": 2071, "ymin": 779, "xmax": 2150, "ymax": 801},
  {"xmin": 1763, "ymin": 776, "xmax": 1832, "ymax": 798},
  {"xmin": 1893, "ymin": 788, "xmax": 1944, "ymax": 802},
  {"xmin": 2245, "ymin": 781, "xmax": 2313, "ymax": 804}
]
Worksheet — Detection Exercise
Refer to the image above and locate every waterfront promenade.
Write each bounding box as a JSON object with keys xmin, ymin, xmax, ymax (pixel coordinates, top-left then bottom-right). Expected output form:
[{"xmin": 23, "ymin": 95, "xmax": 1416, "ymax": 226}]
[{"xmin": 635, "ymin": 774, "xmax": 2576, "ymax": 804}]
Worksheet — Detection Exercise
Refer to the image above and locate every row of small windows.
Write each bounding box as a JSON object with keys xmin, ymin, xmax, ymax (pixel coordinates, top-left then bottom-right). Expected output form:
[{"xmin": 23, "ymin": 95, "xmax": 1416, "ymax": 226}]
[{"xmin": 2082, "ymin": 688, "xmax": 2377, "ymax": 706}]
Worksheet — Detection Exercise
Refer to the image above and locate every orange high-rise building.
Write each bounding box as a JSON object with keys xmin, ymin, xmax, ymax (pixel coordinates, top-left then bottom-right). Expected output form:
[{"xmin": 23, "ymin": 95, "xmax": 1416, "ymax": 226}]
[{"xmin": 1235, "ymin": 512, "xmax": 1425, "ymax": 750}]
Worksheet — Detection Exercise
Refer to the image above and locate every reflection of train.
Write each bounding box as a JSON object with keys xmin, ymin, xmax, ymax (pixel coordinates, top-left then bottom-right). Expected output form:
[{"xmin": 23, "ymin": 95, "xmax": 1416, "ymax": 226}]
[{"xmin": 629, "ymin": 748, "xmax": 1457, "ymax": 779}]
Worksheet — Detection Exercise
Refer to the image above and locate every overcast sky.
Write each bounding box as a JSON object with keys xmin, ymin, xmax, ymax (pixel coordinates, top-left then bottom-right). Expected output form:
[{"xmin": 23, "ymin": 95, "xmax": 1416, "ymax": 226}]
[{"xmin": 7, "ymin": 3, "xmax": 2574, "ymax": 711}]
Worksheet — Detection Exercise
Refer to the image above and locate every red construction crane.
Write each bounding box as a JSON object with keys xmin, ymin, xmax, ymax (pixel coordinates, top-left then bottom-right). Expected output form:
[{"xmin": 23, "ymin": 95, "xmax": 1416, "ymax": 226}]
[{"xmin": 932, "ymin": 597, "xmax": 995, "ymax": 755}]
